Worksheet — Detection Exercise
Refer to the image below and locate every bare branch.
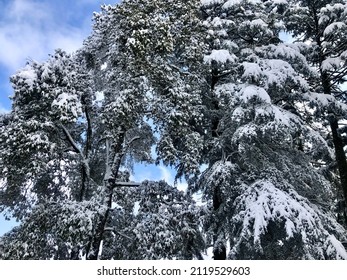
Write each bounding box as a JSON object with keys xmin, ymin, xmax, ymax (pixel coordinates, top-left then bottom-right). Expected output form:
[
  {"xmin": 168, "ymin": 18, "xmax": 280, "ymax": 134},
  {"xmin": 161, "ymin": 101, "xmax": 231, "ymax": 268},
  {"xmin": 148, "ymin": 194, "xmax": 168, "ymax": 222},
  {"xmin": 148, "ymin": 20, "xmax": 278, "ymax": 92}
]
[
  {"xmin": 112, "ymin": 181, "xmax": 141, "ymax": 187},
  {"xmin": 60, "ymin": 124, "xmax": 83, "ymax": 156}
]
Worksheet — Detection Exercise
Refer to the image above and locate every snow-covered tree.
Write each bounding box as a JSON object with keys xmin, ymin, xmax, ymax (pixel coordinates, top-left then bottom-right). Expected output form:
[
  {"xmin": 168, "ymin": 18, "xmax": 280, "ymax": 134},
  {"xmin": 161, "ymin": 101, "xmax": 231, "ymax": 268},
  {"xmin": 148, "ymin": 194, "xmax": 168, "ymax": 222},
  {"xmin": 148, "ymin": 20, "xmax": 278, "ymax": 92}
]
[
  {"xmin": 284, "ymin": 0, "xmax": 347, "ymax": 226},
  {"xmin": 1, "ymin": 0, "xmax": 347, "ymax": 261},
  {"xmin": 0, "ymin": 50, "xmax": 89, "ymax": 215},
  {"xmin": 100, "ymin": 180, "xmax": 205, "ymax": 260},
  {"xmin": 0, "ymin": 1, "xmax": 203, "ymax": 259},
  {"xmin": 0, "ymin": 50, "xmax": 104, "ymax": 258},
  {"xmin": 0, "ymin": 180, "xmax": 205, "ymax": 260},
  {"xmin": 110, "ymin": 0, "xmax": 210, "ymax": 180},
  {"xmin": 194, "ymin": 0, "xmax": 347, "ymax": 259}
]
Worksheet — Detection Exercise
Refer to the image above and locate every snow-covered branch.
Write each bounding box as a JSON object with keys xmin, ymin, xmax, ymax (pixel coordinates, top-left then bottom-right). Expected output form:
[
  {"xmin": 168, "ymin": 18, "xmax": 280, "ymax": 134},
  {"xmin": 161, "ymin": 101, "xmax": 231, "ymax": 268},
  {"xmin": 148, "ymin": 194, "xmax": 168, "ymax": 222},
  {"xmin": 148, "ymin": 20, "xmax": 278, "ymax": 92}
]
[{"xmin": 60, "ymin": 123, "xmax": 84, "ymax": 157}]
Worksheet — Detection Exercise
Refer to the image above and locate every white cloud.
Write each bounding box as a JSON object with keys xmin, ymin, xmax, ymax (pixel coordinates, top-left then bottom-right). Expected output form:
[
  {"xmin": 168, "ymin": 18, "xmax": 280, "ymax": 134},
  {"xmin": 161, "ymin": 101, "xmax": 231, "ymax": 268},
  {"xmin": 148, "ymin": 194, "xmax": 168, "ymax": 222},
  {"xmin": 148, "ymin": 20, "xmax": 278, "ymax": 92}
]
[
  {"xmin": 0, "ymin": 0, "xmax": 92, "ymax": 73},
  {"xmin": 130, "ymin": 163, "xmax": 188, "ymax": 191},
  {"xmin": 158, "ymin": 165, "xmax": 173, "ymax": 183},
  {"xmin": 158, "ymin": 165, "xmax": 188, "ymax": 191}
]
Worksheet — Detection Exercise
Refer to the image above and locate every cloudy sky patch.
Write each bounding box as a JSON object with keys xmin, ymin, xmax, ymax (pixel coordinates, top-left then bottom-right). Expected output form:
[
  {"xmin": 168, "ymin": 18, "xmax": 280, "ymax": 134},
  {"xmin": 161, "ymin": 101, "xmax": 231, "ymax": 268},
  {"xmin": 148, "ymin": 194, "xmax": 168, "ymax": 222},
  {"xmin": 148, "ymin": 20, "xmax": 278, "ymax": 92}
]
[{"xmin": 0, "ymin": 0, "xmax": 109, "ymax": 110}]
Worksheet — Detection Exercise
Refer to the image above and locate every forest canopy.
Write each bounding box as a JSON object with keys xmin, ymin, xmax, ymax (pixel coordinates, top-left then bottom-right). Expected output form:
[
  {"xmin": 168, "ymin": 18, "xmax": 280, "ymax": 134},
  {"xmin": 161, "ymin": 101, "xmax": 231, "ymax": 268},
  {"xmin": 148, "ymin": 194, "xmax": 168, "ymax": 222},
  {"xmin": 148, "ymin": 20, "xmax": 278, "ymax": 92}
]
[{"xmin": 1, "ymin": 0, "xmax": 347, "ymax": 260}]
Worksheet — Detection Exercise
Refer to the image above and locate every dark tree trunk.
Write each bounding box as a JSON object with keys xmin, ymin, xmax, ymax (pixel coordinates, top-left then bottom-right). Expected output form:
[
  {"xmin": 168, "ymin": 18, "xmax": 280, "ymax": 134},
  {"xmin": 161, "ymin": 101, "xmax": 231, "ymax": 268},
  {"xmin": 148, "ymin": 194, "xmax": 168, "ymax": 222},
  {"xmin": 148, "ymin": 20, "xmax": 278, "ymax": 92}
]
[
  {"xmin": 213, "ymin": 242, "xmax": 227, "ymax": 260},
  {"xmin": 212, "ymin": 186, "xmax": 226, "ymax": 260},
  {"xmin": 79, "ymin": 102, "xmax": 93, "ymax": 202}
]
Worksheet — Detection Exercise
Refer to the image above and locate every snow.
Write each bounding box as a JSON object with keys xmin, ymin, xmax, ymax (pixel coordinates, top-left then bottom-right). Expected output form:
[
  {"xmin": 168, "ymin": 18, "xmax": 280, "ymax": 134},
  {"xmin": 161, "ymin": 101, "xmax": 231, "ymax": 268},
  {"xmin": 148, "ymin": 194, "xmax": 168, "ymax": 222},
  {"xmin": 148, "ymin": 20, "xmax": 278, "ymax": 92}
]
[
  {"xmin": 241, "ymin": 85, "xmax": 271, "ymax": 104},
  {"xmin": 229, "ymin": 180, "xmax": 347, "ymax": 259},
  {"xmin": 52, "ymin": 91, "xmax": 82, "ymax": 120},
  {"xmin": 222, "ymin": 0, "xmax": 242, "ymax": 9},
  {"xmin": 321, "ymin": 57, "xmax": 342, "ymax": 71},
  {"xmin": 100, "ymin": 62, "xmax": 108, "ymax": 70},
  {"xmin": 232, "ymin": 107, "xmax": 246, "ymax": 122},
  {"xmin": 268, "ymin": 43, "xmax": 307, "ymax": 64},
  {"xmin": 304, "ymin": 91, "xmax": 347, "ymax": 113},
  {"xmin": 95, "ymin": 91, "xmax": 104, "ymax": 102},
  {"xmin": 215, "ymin": 82, "xmax": 238, "ymax": 99},
  {"xmin": 255, "ymin": 107, "xmax": 271, "ymax": 118},
  {"xmin": 241, "ymin": 56, "xmax": 309, "ymax": 90},
  {"xmin": 28, "ymin": 133, "xmax": 49, "ymax": 146},
  {"xmin": 211, "ymin": 17, "xmax": 224, "ymax": 27},
  {"xmin": 53, "ymin": 92, "xmax": 71, "ymax": 106},
  {"xmin": 254, "ymin": 104, "xmax": 295, "ymax": 128},
  {"xmin": 250, "ymin": 19, "xmax": 268, "ymax": 28},
  {"xmin": 127, "ymin": 37, "xmax": 136, "ymax": 46},
  {"xmin": 324, "ymin": 22, "xmax": 346, "ymax": 36},
  {"xmin": 16, "ymin": 65, "xmax": 37, "ymax": 90},
  {"xmin": 306, "ymin": 92, "xmax": 334, "ymax": 106},
  {"xmin": 319, "ymin": 15, "xmax": 330, "ymax": 25},
  {"xmin": 342, "ymin": 50, "xmax": 347, "ymax": 60},
  {"xmin": 234, "ymin": 181, "xmax": 318, "ymax": 243},
  {"xmin": 270, "ymin": 106, "xmax": 288, "ymax": 126},
  {"xmin": 206, "ymin": 161, "xmax": 238, "ymax": 185},
  {"xmin": 201, "ymin": 0, "xmax": 225, "ymax": 6},
  {"xmin": 242, "ymin": 62, "xmax": 262, "ymax": 81},
  {"xmin": 233, "ymin": 123, "xmax": 258, "ymax": 139},
  {"xmin": 263, "ymin": 59, "xmax": 299, "ymax": 87},
  {"xmin": 321, "ymin": 3, "xmax": 346, "ymax": 14},
  {"xmin": 222, "ymin": 0, "xmax": 261, "ymax": 9},
  {"xmin": 41, "ymin": 63, "xmax": 52, "ymax": 81},
  {"xmin": 325, "ymin": 235, "xmax": 347, "ymax": 260},
  {"xmin": 204, "ymin": 49, "xmax": 236, "ymax": 64},
  {"xmin": 133, "ymin": 201, "xmax": 140, "ymax": 216}
]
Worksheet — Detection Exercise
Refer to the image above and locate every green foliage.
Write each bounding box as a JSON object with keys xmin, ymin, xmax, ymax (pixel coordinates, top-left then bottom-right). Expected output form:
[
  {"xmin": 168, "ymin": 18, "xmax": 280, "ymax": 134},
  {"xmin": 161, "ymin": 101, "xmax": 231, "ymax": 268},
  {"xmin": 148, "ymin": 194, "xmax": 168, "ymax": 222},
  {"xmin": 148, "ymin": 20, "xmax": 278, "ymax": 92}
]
[{"xmin": 1, "ymin": 0, "xmax": 347, "ymax": 260}]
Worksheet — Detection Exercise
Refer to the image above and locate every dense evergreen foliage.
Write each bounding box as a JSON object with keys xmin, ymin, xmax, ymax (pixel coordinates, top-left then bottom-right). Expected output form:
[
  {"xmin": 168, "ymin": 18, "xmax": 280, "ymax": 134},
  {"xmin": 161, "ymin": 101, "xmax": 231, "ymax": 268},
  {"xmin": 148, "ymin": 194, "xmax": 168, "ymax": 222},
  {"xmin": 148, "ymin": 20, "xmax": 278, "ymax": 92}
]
[{"xmin": 1, "ymin": 0, "xmax": 347, "ymax": 259}]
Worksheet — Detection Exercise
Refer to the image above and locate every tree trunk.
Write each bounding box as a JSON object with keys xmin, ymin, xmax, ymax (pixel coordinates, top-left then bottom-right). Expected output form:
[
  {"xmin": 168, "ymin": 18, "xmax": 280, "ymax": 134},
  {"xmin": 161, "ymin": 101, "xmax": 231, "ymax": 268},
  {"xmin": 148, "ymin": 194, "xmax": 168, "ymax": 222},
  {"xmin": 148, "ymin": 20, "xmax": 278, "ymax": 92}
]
[
  {"xmin": 86, "ymin": 131, "xmax": 126, "ymax": 260},
  {"xmin": 212, "ymin": 186, "xmax": 226, "ymax": 260},
  {"xmin": 330, "ymin": 117, "xmax": 347, "ymax": 226},
  {"xmin": 86, "ymin": 193, "xmax": 112, "ymax": 260}
]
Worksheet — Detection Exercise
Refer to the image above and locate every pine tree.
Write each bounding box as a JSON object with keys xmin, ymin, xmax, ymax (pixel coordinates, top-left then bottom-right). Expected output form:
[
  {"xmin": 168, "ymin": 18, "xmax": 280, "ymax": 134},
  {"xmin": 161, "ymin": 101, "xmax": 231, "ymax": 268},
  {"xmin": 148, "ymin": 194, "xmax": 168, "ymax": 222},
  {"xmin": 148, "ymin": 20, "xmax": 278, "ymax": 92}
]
[
  {"xmin": 284, "ymin": 0, "xmax": 347, "ymax": 226},
  {"xmin": 195, "ymin": 0, "xmax": 347, "ymax": 259},
  {"xmin": 0, "ymin": 50, "xmax": 102, "ymax": 258}
]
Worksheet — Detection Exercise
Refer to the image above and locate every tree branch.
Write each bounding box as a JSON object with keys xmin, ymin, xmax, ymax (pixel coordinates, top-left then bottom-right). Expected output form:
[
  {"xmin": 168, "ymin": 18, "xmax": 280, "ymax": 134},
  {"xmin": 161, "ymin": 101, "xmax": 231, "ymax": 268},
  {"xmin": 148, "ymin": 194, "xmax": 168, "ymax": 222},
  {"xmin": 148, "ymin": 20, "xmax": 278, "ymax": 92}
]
[
  {"xmin": 104, "ymin": 227, "xmax": 133, "ymax": 240},
  {"xmin": 60, "ymin": 124, "xmax": 83, "ymax": 156}
]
